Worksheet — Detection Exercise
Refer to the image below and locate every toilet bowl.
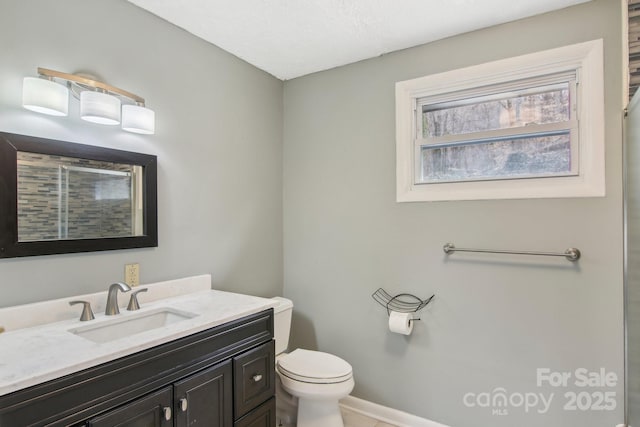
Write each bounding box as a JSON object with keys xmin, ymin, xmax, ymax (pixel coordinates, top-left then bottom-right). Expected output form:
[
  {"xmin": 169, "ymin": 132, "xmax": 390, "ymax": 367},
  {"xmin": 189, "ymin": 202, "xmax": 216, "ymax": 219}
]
[{"xmin": 272, "ymin": 297, "xmax": 354, "ymax": 427}]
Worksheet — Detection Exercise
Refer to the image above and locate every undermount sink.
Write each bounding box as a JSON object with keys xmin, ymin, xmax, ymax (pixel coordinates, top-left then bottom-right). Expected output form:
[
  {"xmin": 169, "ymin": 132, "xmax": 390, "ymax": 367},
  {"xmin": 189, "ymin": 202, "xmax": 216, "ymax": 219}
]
[{"xmin": 69, "ymin": 308, "xmax": 198, "ymax": 344}]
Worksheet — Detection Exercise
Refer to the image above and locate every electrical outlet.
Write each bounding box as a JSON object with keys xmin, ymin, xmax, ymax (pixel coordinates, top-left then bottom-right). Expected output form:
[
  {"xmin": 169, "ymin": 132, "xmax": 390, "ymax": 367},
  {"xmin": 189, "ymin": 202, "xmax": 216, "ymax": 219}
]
[{"xmin": 125, "ymin": 263, "xmax": 140, "ymax": 287}]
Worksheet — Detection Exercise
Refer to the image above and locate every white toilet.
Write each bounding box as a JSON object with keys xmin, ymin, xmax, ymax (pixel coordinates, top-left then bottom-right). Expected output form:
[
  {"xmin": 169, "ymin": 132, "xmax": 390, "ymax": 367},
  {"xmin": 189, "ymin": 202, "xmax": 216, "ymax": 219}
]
[{"xmin": 272, "ymin": 297, "xmax": 354, "ymax": 427}]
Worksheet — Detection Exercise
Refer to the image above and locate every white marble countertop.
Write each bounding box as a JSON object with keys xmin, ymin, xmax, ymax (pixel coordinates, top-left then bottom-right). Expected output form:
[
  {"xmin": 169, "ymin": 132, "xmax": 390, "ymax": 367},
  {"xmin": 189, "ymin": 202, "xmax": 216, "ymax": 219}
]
[{"xmin": 0, "ymin": 275, "xmax": 277, "ymax": 396}]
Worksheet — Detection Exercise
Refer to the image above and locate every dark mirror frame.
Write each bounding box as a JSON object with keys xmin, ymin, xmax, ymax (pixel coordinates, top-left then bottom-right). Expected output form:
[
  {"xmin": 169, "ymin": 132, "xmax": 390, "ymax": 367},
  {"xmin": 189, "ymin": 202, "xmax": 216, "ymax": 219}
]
[{"xmin": 0, "ymin": 132, "xmax": 157, "ymax": 258}]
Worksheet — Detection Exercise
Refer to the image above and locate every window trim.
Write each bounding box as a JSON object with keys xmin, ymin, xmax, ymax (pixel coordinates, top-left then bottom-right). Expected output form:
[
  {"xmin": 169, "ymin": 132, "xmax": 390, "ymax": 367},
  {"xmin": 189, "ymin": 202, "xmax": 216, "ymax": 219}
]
[{"xmin": 395, "ymin": 39, "xmax": 604, "ymax": 202}]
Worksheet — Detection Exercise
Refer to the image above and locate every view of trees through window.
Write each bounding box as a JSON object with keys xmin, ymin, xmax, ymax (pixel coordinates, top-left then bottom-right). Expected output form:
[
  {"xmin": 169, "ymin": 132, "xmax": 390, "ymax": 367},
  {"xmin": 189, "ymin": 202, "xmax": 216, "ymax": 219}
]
[{"xmin": 420, "ymin": 84, "xmax": 573, "ymax": 183}]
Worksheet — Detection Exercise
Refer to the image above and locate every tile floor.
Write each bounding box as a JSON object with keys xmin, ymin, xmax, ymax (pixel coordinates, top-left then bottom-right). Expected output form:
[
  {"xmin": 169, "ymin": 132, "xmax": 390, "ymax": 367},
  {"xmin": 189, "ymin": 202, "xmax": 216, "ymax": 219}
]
[{"xmin": 341, "ymin": 407, "xmax": 398, "ymax": 427}]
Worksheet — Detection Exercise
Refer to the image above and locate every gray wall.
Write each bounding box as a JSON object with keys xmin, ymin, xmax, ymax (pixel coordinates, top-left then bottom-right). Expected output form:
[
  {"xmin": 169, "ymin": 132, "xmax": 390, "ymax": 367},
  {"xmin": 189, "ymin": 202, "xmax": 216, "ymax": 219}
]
[
  {"xmin": 0, "ymin": 0, "xmax": 283, "ymax": 306},
  {"xmin": 283, "ymin": 0, "xmax": 623, "ymax": 426}
]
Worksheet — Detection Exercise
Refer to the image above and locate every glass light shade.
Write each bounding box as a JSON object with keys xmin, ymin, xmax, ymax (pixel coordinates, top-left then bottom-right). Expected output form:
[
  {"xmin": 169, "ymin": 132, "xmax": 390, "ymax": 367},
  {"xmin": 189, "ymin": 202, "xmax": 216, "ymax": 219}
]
[
  {"xmin": 22, "ymin": 77, "xmax": 69, "ymax": 116},
  {"xmin": 122, "ymin": 104, "xmax": 155, "ymax": 134},
  {"xmin": 80, "ymin": 91, "xmax": 121, "ymax": 125}
]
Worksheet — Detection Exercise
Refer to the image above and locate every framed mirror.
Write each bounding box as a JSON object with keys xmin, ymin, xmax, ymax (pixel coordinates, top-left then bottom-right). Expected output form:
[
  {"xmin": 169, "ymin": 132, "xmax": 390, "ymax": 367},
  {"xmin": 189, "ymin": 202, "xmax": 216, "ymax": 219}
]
[{"xmin": 0, "ymin": 132, "xmax": 157, "ymax": 258}]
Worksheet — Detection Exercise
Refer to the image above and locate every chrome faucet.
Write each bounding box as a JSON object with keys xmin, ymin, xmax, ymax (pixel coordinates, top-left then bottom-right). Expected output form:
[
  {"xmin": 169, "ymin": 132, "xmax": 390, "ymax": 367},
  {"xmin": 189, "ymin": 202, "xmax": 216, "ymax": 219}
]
[{"xmin": 105, "ymin": 282, "xmax": 132, "ymax": 315}]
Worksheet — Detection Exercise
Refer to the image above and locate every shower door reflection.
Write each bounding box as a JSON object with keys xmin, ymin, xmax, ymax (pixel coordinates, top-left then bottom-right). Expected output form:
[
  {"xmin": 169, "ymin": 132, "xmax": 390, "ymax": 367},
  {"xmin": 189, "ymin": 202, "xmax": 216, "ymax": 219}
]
[
  {"xmin": 625, "ymin": 92, "xmax": 640, "ymax": 426},
  {"xmin": 17, "ymin": 152, "xmax": 143, "ymax": 242}
]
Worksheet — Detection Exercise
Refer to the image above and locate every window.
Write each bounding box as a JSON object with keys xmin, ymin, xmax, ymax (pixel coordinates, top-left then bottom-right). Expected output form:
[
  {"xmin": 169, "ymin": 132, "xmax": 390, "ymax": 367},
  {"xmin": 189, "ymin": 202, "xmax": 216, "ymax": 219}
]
[
  {"xmin": 396, "ymin": 40, "xmax": 604, "ymax": 202},
  {"xmin": 418, "ymin": 74, "xmax": 577, "ymax": 183}
]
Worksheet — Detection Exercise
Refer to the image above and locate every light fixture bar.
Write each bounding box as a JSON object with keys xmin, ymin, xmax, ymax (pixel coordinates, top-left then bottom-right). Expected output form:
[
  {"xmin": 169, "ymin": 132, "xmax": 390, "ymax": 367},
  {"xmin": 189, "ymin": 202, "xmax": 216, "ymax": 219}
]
[{"xmin": 37, "ymin": 67, "xmax": 145, "ymax": 104}]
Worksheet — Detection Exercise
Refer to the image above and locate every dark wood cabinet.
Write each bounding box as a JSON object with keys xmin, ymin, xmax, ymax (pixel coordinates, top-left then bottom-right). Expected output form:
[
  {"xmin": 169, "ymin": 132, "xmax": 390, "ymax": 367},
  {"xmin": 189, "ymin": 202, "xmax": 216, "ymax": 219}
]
[
  {"xmin": 174, "ymin": 360, "xmax": 233, "ymax": 427},
  {"xmin": 235, "ymin": 398, "xmax": 276, "ymax": 427},
  {"xmin": 0, "ymin": 309, "xmax": 275, "ymax": 427},
  {"xmin": 87, "ymin": 387, "xmax": 173, "ymax": 427}
]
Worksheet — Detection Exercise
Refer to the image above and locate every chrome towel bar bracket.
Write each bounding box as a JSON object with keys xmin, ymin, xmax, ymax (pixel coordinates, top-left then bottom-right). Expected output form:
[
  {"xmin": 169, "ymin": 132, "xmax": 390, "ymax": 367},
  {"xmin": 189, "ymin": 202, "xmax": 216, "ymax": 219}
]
[{"xmin": 443, "ymin": 243, "xmax": 581, "ymax": 262}]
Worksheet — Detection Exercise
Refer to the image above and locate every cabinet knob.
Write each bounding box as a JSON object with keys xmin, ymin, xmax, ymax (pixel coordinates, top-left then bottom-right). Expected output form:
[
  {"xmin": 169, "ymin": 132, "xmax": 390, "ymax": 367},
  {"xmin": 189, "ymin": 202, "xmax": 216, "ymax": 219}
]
[
  {"xmin": 252, "ymin": 374, "xmax": 263, "ymax": 382},
  {"xmin": 163, "ymin": 406, "xmax": 172, "ymax": 421},
  {"xmin": 179, "ymin": 397, "xmax": 188, "ymax": 411}
]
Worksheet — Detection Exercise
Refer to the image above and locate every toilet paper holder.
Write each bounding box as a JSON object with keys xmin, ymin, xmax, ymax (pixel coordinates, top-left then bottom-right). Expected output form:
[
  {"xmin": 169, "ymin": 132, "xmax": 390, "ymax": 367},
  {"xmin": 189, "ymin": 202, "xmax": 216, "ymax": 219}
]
[{"xmin": 371, "ymin": 288, "xmax": 435, "ymax": 320}]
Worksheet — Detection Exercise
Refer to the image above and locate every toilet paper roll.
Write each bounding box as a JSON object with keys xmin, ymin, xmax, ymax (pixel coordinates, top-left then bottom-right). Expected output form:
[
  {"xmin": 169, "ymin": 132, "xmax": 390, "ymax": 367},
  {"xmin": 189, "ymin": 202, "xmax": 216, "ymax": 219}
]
[{"xmin": 388, "ymin": 311, "xmax": 414, "ymax": 335}]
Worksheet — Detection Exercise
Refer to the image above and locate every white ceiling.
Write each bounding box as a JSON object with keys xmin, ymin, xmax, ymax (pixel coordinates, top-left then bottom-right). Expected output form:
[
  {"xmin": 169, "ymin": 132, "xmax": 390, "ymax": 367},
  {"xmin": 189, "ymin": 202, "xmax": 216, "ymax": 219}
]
[{"xmin": 128, "ymin": 0, "xmax": 591, "ymax": 81}]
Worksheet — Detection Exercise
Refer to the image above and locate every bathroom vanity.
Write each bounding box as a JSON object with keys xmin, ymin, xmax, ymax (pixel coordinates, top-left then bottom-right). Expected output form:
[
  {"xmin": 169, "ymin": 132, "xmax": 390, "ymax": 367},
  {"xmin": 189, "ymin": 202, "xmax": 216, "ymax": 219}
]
[{"xmin": 0, "ymin": 276, "xmax": 277, "ymax": 427}]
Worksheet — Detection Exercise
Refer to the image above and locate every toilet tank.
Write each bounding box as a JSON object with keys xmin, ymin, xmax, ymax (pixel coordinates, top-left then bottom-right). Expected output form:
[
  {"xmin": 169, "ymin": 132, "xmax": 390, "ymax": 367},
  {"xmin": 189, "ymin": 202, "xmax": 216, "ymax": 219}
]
[{"xmin": 271, "ymin": 297, "xmax": 293, "ymax": 355}]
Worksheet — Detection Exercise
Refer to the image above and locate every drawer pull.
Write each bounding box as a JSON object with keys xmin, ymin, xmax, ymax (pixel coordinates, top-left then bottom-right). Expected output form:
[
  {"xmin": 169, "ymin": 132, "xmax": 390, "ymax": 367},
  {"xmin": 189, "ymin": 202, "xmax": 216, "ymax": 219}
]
[
  {"xmin": 163, "ymin": 406, "xmax": 172, "ymax": 421},
  {"xmin": 252, "ymin": 374, "xmax": 263, "ymax": 382},
  {"xmin": 179, "ymin": 397, "xmax": 188, "ymax": 411}
]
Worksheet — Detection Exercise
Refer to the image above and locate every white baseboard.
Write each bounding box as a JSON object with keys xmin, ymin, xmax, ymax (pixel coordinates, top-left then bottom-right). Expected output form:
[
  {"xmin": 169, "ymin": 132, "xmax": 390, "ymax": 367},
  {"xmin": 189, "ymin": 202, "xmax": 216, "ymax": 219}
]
[{"xmin": 339, "ymin": 395, "xmax": 450, "ymax": 427}]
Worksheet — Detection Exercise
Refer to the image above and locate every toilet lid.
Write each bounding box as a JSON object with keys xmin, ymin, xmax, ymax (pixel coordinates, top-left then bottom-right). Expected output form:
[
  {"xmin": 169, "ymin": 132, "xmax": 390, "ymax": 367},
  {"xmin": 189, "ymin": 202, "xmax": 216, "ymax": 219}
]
[{"xmin": 277, "ymin": 349, "xmax": 353, "ymax": 384}]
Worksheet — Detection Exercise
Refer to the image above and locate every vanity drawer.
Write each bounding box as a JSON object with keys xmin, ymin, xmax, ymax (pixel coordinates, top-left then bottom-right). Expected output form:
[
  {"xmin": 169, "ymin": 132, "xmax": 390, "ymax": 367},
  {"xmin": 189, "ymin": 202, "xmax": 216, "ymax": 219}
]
[
  {"xmin": 234, "ymin": 397, "xmax": 276, "ymax": 427},
  {"xmin": 233, "ymin": 340, "xmax": 275, "ymax": 419}
]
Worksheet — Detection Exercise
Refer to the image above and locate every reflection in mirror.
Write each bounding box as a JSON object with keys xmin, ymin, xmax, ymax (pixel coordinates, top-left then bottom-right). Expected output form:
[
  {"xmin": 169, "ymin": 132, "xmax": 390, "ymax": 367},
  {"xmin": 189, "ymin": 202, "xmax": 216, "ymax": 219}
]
[{"xmin": 17, "ymin": 153, "xmax": 144, "ymax": 241}]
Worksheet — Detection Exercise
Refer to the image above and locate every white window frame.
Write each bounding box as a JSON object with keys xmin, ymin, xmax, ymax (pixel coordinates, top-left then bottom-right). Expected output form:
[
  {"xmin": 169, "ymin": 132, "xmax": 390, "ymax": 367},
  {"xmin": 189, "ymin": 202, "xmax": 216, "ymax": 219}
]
[{"xmin": 395, "ymin": 39, "xmax": 605, "ymax": 202}]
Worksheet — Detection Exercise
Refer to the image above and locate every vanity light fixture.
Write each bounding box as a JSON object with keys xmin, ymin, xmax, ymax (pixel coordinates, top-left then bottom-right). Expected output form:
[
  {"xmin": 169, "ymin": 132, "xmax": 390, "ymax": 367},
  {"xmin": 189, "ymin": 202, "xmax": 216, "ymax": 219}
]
[
  {"xmin": 121, "ymin": 104, "xmax": 155, "ymax": 134},
  {"xmin": 22, "ymin": 68, "xmax": 155, "ymax": 135},
  {"xmin": 22, "ymin": 77, "xmax": 69, "ymax": 116},
  {"xmin": 80, "ymin": 91, "xmax": 121, "ymax": 125}
]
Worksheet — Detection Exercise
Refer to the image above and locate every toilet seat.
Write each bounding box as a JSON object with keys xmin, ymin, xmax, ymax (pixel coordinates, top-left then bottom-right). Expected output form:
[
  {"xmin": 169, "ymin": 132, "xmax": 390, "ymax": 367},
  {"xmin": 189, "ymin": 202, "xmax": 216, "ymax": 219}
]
[{"xmin": 277, "ymin": 349, "xmax": 353, "ymax": 384}]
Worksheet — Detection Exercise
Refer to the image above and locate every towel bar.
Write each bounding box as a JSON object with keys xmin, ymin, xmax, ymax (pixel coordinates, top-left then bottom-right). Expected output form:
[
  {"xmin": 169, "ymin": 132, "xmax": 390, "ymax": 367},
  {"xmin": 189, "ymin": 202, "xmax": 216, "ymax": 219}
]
[{"xmin": 443, "ymin": 243, "xmax": 580, "ymax": 262}]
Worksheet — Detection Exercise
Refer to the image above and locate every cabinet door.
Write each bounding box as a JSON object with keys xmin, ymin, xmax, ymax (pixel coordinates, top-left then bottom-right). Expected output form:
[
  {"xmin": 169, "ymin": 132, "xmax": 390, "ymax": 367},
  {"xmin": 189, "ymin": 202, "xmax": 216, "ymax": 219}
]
[
  {"xmin": 87, "ymin": 387, "xmax": 173, "ymax": 427},
  {"xmin": 233, "ymin": 341, "xmax": 275, "ymax": 419},
  {"xmin": 174, "ymin": 360, "xmax": 233, "ymax": 427},
  {"xmin": 234, "ymin": 397, "xmax": 275, "ymax": 427}
]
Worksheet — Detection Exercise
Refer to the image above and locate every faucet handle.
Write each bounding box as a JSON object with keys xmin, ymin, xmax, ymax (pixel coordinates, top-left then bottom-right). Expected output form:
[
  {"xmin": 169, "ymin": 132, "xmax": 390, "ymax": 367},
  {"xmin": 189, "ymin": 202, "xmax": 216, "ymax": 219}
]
[
  {"xmin": 127, "ymin": 288, "xmax": 148, "ymax": 311},
  {"xmin": 69, "ymin": 300, "xmax": 95, "ymax": 321}
]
